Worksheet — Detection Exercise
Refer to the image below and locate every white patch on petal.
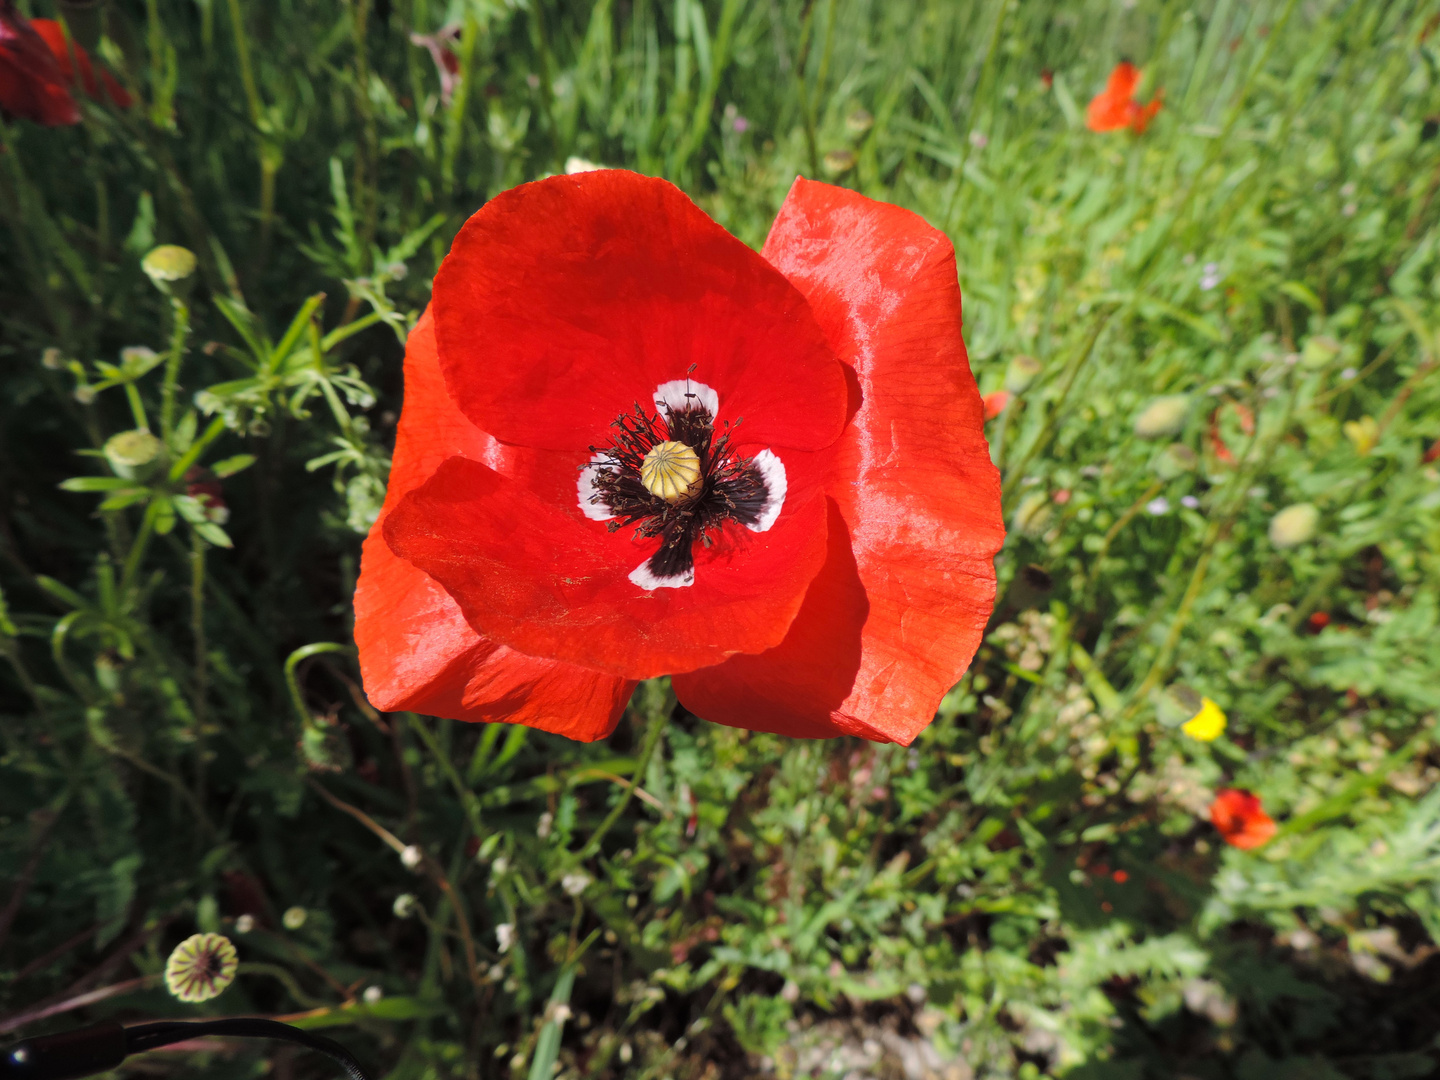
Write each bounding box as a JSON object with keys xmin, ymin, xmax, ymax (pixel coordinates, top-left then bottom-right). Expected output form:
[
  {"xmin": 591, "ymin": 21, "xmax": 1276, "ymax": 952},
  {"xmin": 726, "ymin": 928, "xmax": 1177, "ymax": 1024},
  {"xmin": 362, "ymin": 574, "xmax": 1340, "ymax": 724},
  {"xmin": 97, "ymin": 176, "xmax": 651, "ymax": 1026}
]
[
  {"xmin": 629, "ymin": 560, "xmax": 694, "ymax": 591},
  {"xmin": 653, "ymin": 379, "xmax": 719, "ymax": 420},
  {"xmin": 747, "ymin": 449, "xmax": 787, "ymax": 532},
  {"xmin": 577, "ymin": 454, "xmax": 616, "ymax": 521}
]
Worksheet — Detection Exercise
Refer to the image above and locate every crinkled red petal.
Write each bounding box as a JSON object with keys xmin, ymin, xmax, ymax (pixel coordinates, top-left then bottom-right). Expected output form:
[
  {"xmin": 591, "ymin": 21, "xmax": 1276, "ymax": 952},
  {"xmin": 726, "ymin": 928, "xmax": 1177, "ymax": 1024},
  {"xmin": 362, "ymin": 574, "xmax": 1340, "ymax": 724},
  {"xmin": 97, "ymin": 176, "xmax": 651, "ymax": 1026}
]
[
  {"xmin": 354, "ymin": 309, "xmax": 633, "ymax": 741},
  {"xmin": 673, "ymin": 499, "xmax": 882, "ymax": 739},
  {"xmin": 680, "ymin": 180, "xmax": 1003, "ymax": 746},
  {"xmin": 433, "ymin": 170, "xmax": 848, "ymax": 455},
  {"xmin": 383, "ymin": 450, "xmax": 831, "ymax": 680}
]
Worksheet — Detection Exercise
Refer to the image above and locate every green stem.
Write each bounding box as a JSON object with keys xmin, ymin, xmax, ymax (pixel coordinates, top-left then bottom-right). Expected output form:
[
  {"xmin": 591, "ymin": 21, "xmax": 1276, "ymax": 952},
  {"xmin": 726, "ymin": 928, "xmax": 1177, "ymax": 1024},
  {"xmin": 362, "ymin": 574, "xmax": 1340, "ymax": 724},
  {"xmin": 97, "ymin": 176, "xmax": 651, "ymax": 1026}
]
[
  {"xmin": 575, "ymin": 689, "xmax": 668, "ymax": 862},
  {"xmin": 160, "ymin": 298, "xmax": 191, "ymax": 441},
  {"xmin": 190, "ymin": 530, "xmax": 208, "ymax": 810},
  {"xmin": 408, "ymin": 713, "xmax": 484, "ymax": 838},
  {"xmin": 120, "ymin": 499, "xmax": 161, "ymax": 591},
  {"xmin": 123, "ymin": 383, "xmax": 150, "ymax": 432}
]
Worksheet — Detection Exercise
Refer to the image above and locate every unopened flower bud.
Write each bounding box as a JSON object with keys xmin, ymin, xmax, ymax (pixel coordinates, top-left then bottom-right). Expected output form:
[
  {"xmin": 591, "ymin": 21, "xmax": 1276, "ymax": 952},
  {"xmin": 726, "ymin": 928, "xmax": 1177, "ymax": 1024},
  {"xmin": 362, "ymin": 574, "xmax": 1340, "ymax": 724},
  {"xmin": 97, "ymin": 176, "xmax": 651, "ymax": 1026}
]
[
  {"xmin": 142, "ymin": 245, "xmax": 197, "ymax": 294},
  {"xmin": 41, "ymin": 347, "xmax": 64, "ymax": 370},
  {"xmin": 393, "ymin": 893, "xmax": 418, "ymax": 918},
  {"xmin": 234, "ymin": 913, "xmax": 255, "ymax": 934},
  {"xmin": 1269, "ymin": 503, "xmax": 1318, "ymax": 548},
  {"xmin": 104, "ymin": 429, "xmax": 162, "ymax": 469},
  {"xmin": 400, "ymin": 844, "xmax": 423, "ymax": 869},
  {"xmin": 1134, "ymin": 395, "xmax": 1189, "ymax": 439},
  {"xmin": 845, "ymin": 108, "xmax": 874, "ymax": 135},
  {"xmin": 281, "ymin": 906, "xmax": 307, "ymax": 930},
  {"xmin": 363, "ymin": 985, "xmax": 384, "ymax": 1004},
  {"xmin": 1004, "ymin": 354, "xmax": 1043, "ymax": 393},
  {"xmin": 1301, "ymin": 334, "xmax": 1340, "ymax": 368},
  {"xmin": 822, "ymin": 149, "xmax": 856, "ymax": 175}
]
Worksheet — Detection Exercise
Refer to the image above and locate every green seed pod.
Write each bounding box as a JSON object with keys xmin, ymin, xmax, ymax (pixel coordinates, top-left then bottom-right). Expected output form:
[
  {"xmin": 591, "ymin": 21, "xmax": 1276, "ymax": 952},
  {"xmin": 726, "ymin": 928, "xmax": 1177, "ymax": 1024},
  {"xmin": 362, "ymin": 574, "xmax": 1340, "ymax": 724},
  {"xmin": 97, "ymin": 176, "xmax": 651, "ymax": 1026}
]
[
  {"xmin": 1269, "ymin": 503, "xmax": 1319, "ymax": 548},
  {"xmin": 1134, "ymin": 395, "xmax": 1189, "ymax": 439},
  {"xmin": 823, "ymin": 149, "xmax": 857, "ymax": 175},
  {"xmin": 164, "ymin": 932, "xmax": 238, "ymax": 1003},
  {"xmin": 640, "ymin": 441, "xmax": 702, "ymax": 502}
]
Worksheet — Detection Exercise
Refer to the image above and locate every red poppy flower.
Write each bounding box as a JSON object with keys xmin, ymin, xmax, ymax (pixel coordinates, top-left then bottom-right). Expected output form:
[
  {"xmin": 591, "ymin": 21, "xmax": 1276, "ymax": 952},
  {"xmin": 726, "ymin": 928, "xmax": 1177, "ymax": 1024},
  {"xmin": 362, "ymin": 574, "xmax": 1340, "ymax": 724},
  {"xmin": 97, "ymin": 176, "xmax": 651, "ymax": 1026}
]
[
  {"xmin": 354, "ymin": 171, "xmax": 1003, "ymax": 744},
  {"xmin": 30, "ymin": 18, "xmax": 131, "ymax": 109},
  {"xmin": 982, "ymin": 390, "xmax": 1010, "ymax": 420},
  {"xmin": 1086, "ymin": 62, "xmax": 1162, "ymax": 135},
  {"xmin": 0, "ymin": 2, "xmax": 79, "ymax": 126},
  {"xmin": 1209, "ymin": 788, "xmax": 1276, "ymax": 850}
]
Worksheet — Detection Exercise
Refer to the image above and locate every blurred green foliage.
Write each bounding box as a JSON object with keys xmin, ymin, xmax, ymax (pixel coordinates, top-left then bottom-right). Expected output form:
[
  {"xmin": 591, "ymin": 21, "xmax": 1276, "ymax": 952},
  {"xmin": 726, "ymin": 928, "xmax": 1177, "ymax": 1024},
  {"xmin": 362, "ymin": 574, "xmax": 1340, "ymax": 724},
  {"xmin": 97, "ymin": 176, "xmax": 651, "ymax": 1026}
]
[{"xmin": 3, "ymin": 0, "xmax": 1440, "ymax": 1078}]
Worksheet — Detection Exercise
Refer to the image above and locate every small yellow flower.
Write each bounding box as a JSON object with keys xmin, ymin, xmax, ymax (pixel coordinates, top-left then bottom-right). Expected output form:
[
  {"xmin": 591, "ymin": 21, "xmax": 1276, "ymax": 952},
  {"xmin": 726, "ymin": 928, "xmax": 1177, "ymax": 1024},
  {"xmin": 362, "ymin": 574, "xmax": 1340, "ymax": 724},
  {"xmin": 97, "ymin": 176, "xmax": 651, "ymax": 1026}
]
[
  {"xmin": 164, "ymin": 932, "xmax": 238, "ymax": 1003},
  {"xmin": 1182, "ymin": 698, "xmax": 1227, "ymax": 742},
  {"xmin": 1343, "ymin": 415, "xmax": 1378, "ymax": 455}
]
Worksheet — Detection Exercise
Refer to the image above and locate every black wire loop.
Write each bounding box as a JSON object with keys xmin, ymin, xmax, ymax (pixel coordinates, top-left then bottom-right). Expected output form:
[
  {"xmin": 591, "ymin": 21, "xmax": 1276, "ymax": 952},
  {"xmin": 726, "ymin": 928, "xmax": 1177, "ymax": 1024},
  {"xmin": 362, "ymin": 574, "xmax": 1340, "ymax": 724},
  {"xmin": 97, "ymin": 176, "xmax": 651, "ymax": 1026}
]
[{"xmin": 1, "ymin": 1019, "xmax": 369, "ymax": 1080}]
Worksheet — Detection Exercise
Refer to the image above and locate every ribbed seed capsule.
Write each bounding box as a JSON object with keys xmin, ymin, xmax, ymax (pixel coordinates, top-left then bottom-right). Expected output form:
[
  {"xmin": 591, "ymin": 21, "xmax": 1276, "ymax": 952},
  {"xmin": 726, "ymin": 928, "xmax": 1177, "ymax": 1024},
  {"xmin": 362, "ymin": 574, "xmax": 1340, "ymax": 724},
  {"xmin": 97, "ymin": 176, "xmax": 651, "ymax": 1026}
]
[{"xmin": 640, "ymin": 440, "xmax": 702, "ymax": 502}]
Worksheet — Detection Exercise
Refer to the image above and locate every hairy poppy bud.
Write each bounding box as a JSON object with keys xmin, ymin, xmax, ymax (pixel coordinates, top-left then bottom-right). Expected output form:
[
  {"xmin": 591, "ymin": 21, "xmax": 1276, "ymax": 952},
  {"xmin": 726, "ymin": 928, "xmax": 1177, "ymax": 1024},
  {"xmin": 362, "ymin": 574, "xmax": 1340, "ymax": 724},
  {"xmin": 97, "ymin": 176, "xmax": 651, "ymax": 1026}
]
[
  {"xmin": 1153, "ymin": 442, "xmax": 1197, "ymax": 479},
  {"xmin": 823, "ymin": 149, "xmax": 856, "ymax": 175},
  {"xmin": 1301, "ymin": 334, "xmax": 1340, "ymax": 369},
  {"xmin": 142, "ymin": 244, "xmax": 197, "ymax": 284},
  {"xmin": 1134, "ymin": 395, "xmax": 1189, "ymax": 439},
  {"xmin": 1004, "ymin": 354, "xmax": 1043, "ymax": 393},
  {"xmin": 845, "ymin": 108, "xmax": 874, "ymax": 135},
  {"xmin": 1269, "ymin": 503, "xmax": 1318, "ymax": 548},
  {"xmin": 104, "ymin": 429, "xmax": 161, "ymax": 471}
]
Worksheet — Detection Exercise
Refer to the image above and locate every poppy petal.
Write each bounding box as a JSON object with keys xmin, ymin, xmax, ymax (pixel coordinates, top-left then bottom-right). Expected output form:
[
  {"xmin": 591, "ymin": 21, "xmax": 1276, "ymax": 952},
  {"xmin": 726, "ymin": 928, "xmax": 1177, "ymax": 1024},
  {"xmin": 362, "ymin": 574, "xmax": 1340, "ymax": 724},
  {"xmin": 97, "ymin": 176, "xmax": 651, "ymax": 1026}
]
[
  {"xmin": 685, "ymin": 179, "xmax": 1001, "ymax": 745},
  {"xmin": 673, "ymin": 499, "xmax": 883, "ymax": 739},
  {"xmin": 354, "ymin": 310, "xmax": 633, "ymax": 741},
  {"xmin": 0, "ymin": 11, "xmax": 79, "ymax": 125},
  {"xmin": 433, "ymin": 170, "xmax": 848, "ymax": 456},
  {"xmin": 383, "ymin": 452, "xmax": 831, "ymax": 680}
]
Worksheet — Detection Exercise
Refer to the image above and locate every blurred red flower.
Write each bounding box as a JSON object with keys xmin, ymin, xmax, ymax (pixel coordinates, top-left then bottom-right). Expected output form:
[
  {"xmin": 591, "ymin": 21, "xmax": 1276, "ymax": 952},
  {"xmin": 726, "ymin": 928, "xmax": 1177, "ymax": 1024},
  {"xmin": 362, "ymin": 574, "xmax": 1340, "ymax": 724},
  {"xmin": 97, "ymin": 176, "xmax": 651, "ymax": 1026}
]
[
  {"xmin": 1424, "ymin": 438, "xmax": 1440, "ymax": 464},
  {"xmin": 354, "ymin": 171, "xmax": 1004, "ymax": 744},
  {"xmin": 1308, "ymin": 611, "xmax": 1331, "ymax": 630},
  {"xmin": 982, "ymin": 390, "xmax": 1011, "ymax": 420},
  {"xmin": 1209, "ymin": 788, "xmax": 1276, "ymax": 850},
  {"xmin": 0, "ymin": 2, "xmax": 79, "ymax": 125},
  {"xmin": 30, "ymin": 18, "xmax": 131, "ymax": 109},
  {"xmin": 1086, "ymin": 62, "xmax": 1162, "ymax": 135}
]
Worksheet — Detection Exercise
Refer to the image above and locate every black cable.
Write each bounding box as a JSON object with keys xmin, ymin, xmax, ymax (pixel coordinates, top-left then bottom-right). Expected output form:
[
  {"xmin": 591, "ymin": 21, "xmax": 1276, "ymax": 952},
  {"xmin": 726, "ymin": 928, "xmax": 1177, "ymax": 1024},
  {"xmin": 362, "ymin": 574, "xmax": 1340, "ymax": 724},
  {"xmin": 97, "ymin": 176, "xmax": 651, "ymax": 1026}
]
[
  {"xmin": 125, "ymin": 1020, "xmax": 370, "ymax": 1080},
  {"xmin": 1, "ymin": 1019, "xmax": 370, "ymax": 1080}
]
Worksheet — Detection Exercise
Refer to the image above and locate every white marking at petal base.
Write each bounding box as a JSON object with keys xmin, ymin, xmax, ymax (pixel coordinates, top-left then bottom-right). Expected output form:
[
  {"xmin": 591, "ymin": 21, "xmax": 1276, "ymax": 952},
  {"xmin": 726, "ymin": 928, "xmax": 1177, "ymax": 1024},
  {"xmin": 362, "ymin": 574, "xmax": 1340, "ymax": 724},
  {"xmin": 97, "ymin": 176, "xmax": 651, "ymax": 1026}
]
[
  {"xmin": 747, "ymin": 449, "xmax": 787, "ymax": 532},
  {"xmin": 629, "ymin": 560, "xmax": 694, "ymax": 591},
  {"xmin": 653, "ymin": 379, "xmax": 719, "ymax": 419},
  {"xmin": 577, "ymin": 454, "xmax": 616, "ymax": 521}
]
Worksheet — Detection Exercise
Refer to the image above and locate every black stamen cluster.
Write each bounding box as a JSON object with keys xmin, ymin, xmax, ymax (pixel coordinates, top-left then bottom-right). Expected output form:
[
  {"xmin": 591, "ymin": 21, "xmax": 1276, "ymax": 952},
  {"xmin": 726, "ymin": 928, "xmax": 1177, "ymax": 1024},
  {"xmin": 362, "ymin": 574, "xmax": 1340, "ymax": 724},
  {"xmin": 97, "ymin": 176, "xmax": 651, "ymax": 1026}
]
[{"xmin": 586, "ymin": 398, "xmax": 769, "ymax": 580}]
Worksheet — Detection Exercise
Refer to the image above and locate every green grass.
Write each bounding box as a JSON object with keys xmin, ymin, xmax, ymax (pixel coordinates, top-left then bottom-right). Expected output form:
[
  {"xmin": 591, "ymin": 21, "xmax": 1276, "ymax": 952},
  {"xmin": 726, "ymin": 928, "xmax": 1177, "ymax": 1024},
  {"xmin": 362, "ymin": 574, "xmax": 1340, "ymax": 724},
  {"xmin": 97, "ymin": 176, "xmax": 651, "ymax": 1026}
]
[{"xmin": 4, "ymin": 0, "xmax": 1440, "ymax": 1077}]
